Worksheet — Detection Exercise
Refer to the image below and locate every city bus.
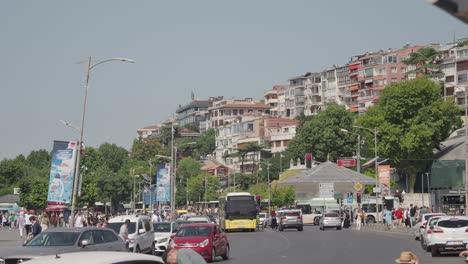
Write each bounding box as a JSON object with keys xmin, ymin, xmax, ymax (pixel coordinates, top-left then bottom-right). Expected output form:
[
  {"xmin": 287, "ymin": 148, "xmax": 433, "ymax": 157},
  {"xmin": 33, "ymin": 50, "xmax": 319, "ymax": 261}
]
[{"xmin": 219, "ymin": 192, "xmax": 257, "ymax": 232}]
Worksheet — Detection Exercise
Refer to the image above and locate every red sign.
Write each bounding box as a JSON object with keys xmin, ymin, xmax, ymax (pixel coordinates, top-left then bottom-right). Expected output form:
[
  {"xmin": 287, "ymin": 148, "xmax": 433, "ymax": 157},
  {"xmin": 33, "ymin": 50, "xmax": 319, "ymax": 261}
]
[{"xmin": 337, "ymin": 159, "xmax": 356, "ymax": 167}]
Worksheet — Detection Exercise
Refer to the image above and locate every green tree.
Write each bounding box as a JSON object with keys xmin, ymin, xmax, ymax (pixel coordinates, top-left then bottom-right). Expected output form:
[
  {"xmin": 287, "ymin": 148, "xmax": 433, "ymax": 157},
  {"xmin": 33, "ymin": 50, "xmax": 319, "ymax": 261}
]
[
  {"xmin": 270, "ymin": 185, "xmax": 296, "ymax": 207},
  {"xmin": 195, "ymin": 129, "xmax": 216, "ymax": 157},
  {"xmin": 95, "ymin": 168, "xmax": 132, "ymax": 211},
  {"xmin": 288, "ymin": 103, "xmax": 356, "ymax": 162},
  {"xmin": 403, "ymin": 47, "xmax": 444, "ymax": 79},
  {"xmin": 96, "ymin": 143, "xmax": 129, "ymax": 173},
  {"xmin": 187, "ymin": 173, "xmax": 220, "ymax": 203},
  {"xmin": 177, "ymin": 157, "xmax": 201, "ymax": 182},
  {"xmin": 26, "ymin": 149, "xmax": 51, "ymax": 169},
  {"xmin": 130, "ymin": 138, "xmax": 165, "ymax": 161},
  {"xmin": 358, "ymin": 78, "xmax": 461, "ymax": 192},
  {"xmin": 18, "ymin": 177, "xmax": 48, "ymax": 209}
]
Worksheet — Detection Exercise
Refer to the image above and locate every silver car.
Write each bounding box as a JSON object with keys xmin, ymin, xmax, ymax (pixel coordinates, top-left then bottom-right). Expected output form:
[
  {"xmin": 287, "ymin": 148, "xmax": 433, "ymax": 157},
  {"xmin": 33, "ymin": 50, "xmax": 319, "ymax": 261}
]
[
  {"xmin": 319, "ymin": 212, "xmax": 342, "ymax": 230},
  {"xmin": 1, "ymin": 227, "xmax": 127, "ymax": 263},
  {"xmin": 278, "ymin": 209, "xmax": 303, "ymax": 231}
]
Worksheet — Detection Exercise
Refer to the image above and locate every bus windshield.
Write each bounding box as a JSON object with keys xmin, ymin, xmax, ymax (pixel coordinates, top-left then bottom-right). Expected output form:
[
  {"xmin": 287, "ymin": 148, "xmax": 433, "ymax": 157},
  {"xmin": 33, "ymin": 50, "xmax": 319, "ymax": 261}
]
[{"xmin": 226, "ymin": 196, "xmax": 256, "ymax": 220}]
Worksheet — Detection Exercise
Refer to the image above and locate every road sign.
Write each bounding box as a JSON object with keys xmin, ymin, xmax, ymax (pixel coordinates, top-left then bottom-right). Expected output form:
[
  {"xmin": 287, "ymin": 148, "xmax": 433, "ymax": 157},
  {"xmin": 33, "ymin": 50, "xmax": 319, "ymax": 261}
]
[
  {"xmin": 319, "ymin": 182, "xmax": 334, "ymax": 198},
  {"xmin": 354, "ymin": 182, "xmax": 363, "ymax": 191},
  {"xmin": 373, "ymin": 187, "xmax": 381, "ymax": 193},
  {"xmin": 337, "ymin": 159, "xmax": 356, "ymax": 167}
]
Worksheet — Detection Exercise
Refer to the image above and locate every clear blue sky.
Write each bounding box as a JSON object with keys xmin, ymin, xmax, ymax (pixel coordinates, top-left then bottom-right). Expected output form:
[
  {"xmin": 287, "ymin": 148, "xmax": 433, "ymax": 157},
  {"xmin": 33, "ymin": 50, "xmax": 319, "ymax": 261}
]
[{"xmin": 1, "ymin": 0, "xmax": 467, "ymax": 159}]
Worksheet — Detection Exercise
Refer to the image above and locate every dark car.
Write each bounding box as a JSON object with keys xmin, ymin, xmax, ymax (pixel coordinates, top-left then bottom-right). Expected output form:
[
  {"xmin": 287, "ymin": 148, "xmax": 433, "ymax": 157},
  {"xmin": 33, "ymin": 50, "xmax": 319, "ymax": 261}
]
[
  {"xmin": 1, "ymin": 227, "xmax": 127, "ymax": 263},
  {"xmin": 168, "ymin": 223, "xmax": 229, "ymax": 262}
]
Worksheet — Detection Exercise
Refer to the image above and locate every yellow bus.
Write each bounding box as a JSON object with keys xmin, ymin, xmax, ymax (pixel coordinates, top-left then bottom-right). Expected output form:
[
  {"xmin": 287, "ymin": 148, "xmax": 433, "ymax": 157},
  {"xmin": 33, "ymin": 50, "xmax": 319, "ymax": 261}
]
[{"xmin": 219, "ymin": 192, "xmax": 257, "ymax": 232}]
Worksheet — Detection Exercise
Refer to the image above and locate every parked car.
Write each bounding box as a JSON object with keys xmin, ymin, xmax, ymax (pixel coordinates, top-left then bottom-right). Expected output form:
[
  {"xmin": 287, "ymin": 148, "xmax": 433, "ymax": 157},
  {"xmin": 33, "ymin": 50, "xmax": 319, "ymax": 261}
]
[
  {"xmin": 0, "ymin": 227, "xmax": 126, "ymax": 263},
  {"xmin": 107, "ymin": 214, "xmax": 154, "ymax": 254},
  {"xmin": 186, "ymin": 216, "xmax": 211, "ymax": 224},
  {"xmin": 277, "ymin": 209, "xmax": 303, "ymax": 231},
  {"xmin": 18, "ymin": 251, "xmax": 164, "ymax": 264},
  {"xmin": 168, "ymin": 223, "xmax": 229, "ymax": 262},
  {"xmin": 420, "ymin": 215, "xmax": 444, "ymax": 251},
  {"xmin": 319, "ymin": 212, "xmax": 342, "ymax": 230},
  {"xmin": 412, "ymin": 213, "xmax": 446, "ymax": 240},
  {"xmin": 259, "ymin": 213, "xmax": 268, "ymax": 227},
  {"xmin": 153, "ymin": 222, "xmax": 179, "ymax": 256},
  {"xmin": 425, "ymin": 216, "xmax": 468, "ymax": 257}
]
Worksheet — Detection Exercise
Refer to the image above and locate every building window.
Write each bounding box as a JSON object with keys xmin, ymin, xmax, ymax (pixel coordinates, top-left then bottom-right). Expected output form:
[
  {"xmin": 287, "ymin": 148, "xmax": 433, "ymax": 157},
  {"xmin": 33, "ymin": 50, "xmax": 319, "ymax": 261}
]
[
  {"xmin": 239, "ymin": 109, "xmax": 244, "ymax": 115},
  {"xmin": 401, "ymin": 67, "xmax": 407, "ymax": 73},
  {"xmin": 458, "ymin": 72, "xmax": 468, "ymax": 83},
  {"xmin": 391, "ymin": 67, "xmax": 397, "ymax": 73},
  {"xmin": 219, "ymin": 110, "xmax": 224, "ymax": 116},
  {"xmin": 233, "ymin": 109, "xmax": 238, "ymax": 115},
  {"xmin": 391, "ymin": 78, "xmax": 397, "ymax": 83},
  {"xmin": 283, "ymin": 127, "xmax": 289, "ymax": 133},
  {"xmin": 247, "ymin": 123, "xmax": 254, "ymax": 131}
]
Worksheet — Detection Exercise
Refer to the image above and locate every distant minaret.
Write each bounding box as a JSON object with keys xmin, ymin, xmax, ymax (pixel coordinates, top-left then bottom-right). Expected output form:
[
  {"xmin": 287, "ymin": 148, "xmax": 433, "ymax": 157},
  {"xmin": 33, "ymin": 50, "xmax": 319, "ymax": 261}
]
[{"xmin": 191, "ymin": 91, "xmax": 195, "ymax": 101}]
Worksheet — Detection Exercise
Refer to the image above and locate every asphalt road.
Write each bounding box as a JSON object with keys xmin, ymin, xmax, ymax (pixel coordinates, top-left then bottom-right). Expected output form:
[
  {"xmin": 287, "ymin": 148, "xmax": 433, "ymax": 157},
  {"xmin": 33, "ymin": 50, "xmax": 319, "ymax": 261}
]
[{"xmin": 223, "ymin": 226, "xmax": 461, "ymax": 264}]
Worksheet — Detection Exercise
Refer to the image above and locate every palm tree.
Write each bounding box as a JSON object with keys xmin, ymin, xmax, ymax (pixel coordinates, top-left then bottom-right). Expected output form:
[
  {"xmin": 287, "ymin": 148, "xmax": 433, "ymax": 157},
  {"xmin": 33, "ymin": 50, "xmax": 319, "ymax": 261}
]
[{"xmin": 403, "ymin": 47, "xmax": 444, "ymax": 79}]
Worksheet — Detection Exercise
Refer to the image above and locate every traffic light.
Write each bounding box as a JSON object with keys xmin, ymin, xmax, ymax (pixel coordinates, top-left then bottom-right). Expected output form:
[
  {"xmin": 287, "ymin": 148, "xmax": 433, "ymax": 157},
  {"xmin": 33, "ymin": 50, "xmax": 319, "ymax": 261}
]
[
  {"xmin": 305, "ymin": 153, "xmax": 312, "ymax": 168},
  {"xmin": 202, "ymin": 177, "xmax": 206, "ymax": 187},
  {"xmin": 256, "ymin": 195, "xmax": 261, "ymax": 205},
  {"xmin": 356, "ymin": 192, "xmax": 362, "ymax": 204},
  {"xmin": 349, "ymin": 192, "xmax": 353, "ymax": 198}
]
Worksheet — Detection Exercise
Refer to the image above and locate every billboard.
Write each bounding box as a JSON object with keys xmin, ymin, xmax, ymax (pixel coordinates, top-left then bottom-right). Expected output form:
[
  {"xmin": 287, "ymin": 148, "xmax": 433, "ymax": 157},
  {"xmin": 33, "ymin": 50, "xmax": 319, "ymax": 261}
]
[
  {"xmin": 337, "ymin": 159, "xmax": 356, "ymax": 167},
  {"xmin": 378, "ymin": 165, "xmax": 391, "ymax": 196},
  {"xmin": 47, "ymin": 141, "xmax": 78, "ymax": 204},
  {"xmin": 156, "ymin": 163, "xmax": 171, "ymax": 203}
]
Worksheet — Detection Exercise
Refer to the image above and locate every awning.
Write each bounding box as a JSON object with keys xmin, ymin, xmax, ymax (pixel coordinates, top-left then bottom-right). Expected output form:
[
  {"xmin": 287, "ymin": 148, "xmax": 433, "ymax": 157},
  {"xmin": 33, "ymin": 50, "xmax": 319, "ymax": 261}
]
[
  {"xmin": 349, "ymin": 85, "xmax": 359, "ymax": 91},
  {"xmin": 45, "ymin": 202, "xmax": 68, "ymax": 212},
  {"xmin": 349, "ymin": 64, "xmax": 360, "ymax": 71}
]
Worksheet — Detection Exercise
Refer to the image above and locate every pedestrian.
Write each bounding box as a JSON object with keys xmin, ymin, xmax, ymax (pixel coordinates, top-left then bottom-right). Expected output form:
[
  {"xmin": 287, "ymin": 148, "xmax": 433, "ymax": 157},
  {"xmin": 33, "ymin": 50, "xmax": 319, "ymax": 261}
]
[
  {"xmin": 270, "ymin": 210, "xmax": 278, "ymax": 230},
  {"xmin": 395, "ymin": 207, "xmax": 403, "ymax": 227},
  {"xmin": 30, "ymin": 216, "xmax": 42, "ymax": 238},
  {"xmin": 395, "ymin": 251, "xmax": 419, "ymax": 264},
  {"xmin": 119, "ymin": 219, "xmax": 130, "ymax": 241},
  {"xmin": 74, "ymin": 210, "xmax": 84, "ymax": 227},
  {"xmin": 409, "ymin": 204, "xmax": 417, "ymax": 227},
  {"xmin": 24, "ymin": 210, "xmax": 32, "ymax": 235},
  {"xmin": 384, "ymin": 206, "xmax": 393, "ymax": 230},
  {"xmin": 40, "ymin": 212, "xmax": 49, "ymax": 231},
  {"xmin": 49, "ymin": 213, "xmax": 57, "ymax": 228},
  {"xmin": 356, "ymin": 210, "xmax": 362, "ymax": 230},
  {"xmin": 18, "ymin": 211, "xmax": 26, "ymax": 238}
]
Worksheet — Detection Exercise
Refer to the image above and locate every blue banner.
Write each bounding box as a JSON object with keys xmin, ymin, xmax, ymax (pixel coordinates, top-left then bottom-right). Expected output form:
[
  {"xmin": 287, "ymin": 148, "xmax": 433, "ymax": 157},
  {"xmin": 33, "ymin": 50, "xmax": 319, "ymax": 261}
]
[
  {"xmin": 156, "ymin": 163, "xmax": 171, "ymax": 203},
  {"xmin": 47, "ymin": 141, "xmax": 78, "ymax": 204},
  {"xmin": 142, "ymin": 186, "xmax": 157, "ymax": 205}
]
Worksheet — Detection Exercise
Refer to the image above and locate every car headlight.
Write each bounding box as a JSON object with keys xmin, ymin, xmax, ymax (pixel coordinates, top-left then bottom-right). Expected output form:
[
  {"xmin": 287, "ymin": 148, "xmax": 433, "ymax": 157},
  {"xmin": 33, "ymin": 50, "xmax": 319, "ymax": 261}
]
[
  {"xmin": 199, "ymin": 239, "xmax": 209, "ymax": 247},
  {"xmin": 158, "ymin": 237, "xmax": 168, "ymax": 243},
  {"xmin": 0, "ymin": 258, "xmax": 4, "ymax": 264}
]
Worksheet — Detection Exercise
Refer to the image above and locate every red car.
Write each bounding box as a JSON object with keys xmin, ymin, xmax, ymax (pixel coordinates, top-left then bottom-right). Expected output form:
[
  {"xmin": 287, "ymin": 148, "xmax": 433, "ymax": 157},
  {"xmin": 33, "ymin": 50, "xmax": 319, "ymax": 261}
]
[{"xmin": 168, "ymin": 223, "xmax": 229, "ymax": 262}]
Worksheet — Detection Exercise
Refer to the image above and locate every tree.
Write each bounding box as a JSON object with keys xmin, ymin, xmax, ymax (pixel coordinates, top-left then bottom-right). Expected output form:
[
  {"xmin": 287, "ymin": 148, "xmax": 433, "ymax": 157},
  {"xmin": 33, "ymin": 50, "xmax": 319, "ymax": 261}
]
[
  {"xmin": 183, "ymin": 123, "xmax": 200, "ymax": 133},
  {"xmin": 96, "ymin": 143, "xmax": 129, "ymax": 173},
  {"xmin": 358, "ymin": 78, "xmax": 461, "ymax": 192},
  {"xmin": 95, "ymin": 168, "xmax": 132, "ymax": 211},
  {"xmin": 159, "ymin": 125, "xmax": 180, "ymax": 146},
  {"xmin": 195, "ymin": 129, "xmax": 216, "ymax": 157},
  {"xmin": 177, "ymin": 157, "xmax": 201, "ymax": 182},
  {"xmin": 187, "ymin": 173, "xmax": 220, "ymax": 203},
  {"xmin": 18, "ymin": 177, "xmax": 48, "ymax": 209},
  {"xmin": 403, "ymin": 47, "xmax": 444, "ymax": 79},
  {"xmin": 130, "ymin": 138, "xmax": 165, "ymax": 161},
  {"xmin": 287, "ymin": 103, "xmax": 357, "ymax": 162},
  {"xmin": 270, "ymin": 185, "xmax": 296, "ymax": 207},
  {"xmin": 26, "ymin": 149, "xmax": 51, "ymax": 169}
]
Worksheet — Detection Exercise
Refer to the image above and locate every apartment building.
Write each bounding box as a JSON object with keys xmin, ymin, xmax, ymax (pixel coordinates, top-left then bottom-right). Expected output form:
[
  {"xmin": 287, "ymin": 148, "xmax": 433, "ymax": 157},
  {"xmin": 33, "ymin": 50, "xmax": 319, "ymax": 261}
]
[
  {"xmin": 176, "ymin": 100, "xmax": 210, "ymax": 129},
  {"xmin": 439, "ymin": 40, "xmax": 468, "ymax": 107},
  {"xmin": 215, "ymin": 115, "xmax": 297, "ymax": 173},
  {"xmin": 264, "ymin": 85, "xmax": 284, "ymax": 116},
  {"xmin": 303, "ymin": 72, "xmax": 323, "ymax": 116},
  {"xmin": 136, "ymin": 125, "xmax": 161, "ymax": 140},
  {"xmin": 208, "ymin": 98, "xmax": 271, "ymax": 128}
]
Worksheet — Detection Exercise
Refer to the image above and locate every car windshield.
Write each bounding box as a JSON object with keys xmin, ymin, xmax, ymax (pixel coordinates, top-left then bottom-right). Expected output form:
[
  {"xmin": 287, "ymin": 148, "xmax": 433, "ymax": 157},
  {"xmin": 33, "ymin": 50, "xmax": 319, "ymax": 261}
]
[
  {"xmin": 428, "ymin": 217, "xmax": 441, "ymax": 226},
  {"xmin": 107, "ymin": 222, "xmax": 136, "ymax": 235},
  {"xmin": 282, "ymin": 211, "xmax": 300, "ymax": 216},
  {"xmin": 26, "ymin": 232, "xmax": 80, "ymax": 247},
  {"xmin": 424, "ymin": 214, "xmax": 444, "ymax": 221},
  {"xmin": 325, "ymin": 213, "xmax": 339, "ymax": 217},
  {"xmin": 176, "ymin": 226, "xmax": 212, "ymax": 237},
  {"xmin": 259, "ymin": 213, "xmax": 267, "ymax": 218},
  {"xmin": 438, "ymin": 219, "xmax": 468, "ymax": 228},
  {"xmin": 154, "ymin": 223, "xmax": 171, "ymax": 232}
]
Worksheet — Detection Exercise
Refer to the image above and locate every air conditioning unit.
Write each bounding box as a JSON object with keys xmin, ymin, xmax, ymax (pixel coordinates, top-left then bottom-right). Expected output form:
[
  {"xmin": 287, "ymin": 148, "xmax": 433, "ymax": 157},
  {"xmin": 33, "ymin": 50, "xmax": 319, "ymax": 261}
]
[{"xmin": 13, "ymin": 188, "xmax": 20, "ymax": 195}]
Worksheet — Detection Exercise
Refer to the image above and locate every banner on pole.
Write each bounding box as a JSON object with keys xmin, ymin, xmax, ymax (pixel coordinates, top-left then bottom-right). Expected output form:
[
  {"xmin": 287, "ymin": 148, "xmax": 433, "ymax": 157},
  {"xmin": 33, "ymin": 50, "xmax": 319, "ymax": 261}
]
[
  {"xmin": 378, "ymin": 165, "xmax": 391, "ymax": 196},
  {"xmin": 47, "ymin": 141, "xmax": 78, "ymax": 204},
  {"xmin": 156, "ymin": 163, "xmax": 171, "ymax": 203}
]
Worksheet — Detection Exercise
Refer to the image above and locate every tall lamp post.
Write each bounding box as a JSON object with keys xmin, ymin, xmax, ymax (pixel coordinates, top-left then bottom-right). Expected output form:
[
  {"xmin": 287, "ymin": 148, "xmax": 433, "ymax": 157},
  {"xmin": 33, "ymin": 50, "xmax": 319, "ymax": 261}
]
[
  {"xmin": 354, "ymin": 125, "xmax": 380, "ymax": 221},
  {"xmin": 69, "ymin": 57, "xmax": 134, "ymax": 227},
  {"xmin": 339, "ymin": 128, "xmax": 361, "ymax": 173},
  {"xmin": 173, "ymin": 142, "xmax": 196, "ymax": 214}
]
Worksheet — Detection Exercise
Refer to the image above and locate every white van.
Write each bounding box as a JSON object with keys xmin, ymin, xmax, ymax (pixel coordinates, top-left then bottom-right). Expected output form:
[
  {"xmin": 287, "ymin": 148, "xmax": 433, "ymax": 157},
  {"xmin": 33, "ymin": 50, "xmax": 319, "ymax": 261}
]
[{"xmin": 107, "ymin": 215, "xmax": 154, "ymax": 254}]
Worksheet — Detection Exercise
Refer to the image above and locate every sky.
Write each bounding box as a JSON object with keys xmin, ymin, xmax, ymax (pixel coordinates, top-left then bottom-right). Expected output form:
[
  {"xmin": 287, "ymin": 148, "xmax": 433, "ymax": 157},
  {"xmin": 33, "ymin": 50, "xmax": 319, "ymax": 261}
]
[{"xmin": 1, "ymin": 0, "xmax": 467, "ymax": 160}]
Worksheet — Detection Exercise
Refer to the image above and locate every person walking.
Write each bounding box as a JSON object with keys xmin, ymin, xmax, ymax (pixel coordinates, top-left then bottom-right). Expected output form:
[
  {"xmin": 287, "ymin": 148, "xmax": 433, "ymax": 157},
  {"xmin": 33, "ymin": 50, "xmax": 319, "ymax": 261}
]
[
  {"xmin": 384, "ymin": 206, "xmax": 393, "ymax": 230},
  {"xmin": 40, "ymin": 212, "xmax": 49, "ymax": 231},
  {"xmin": 119, "ymin": 219, "xmax": 130, "ymax": 241},
  {"xmin": 30, "ymin": 216, "xmax": 42, "ymax": 238},
  {"xmin": 24, "ymin": 210, "xmax": 32, "ymax": 235},
  {"xmin": 18, "ymin": 211, "xmax": 26, "ymax": 238},
  {"xmin": 356, "ymin": 210, "xmax": 362, "ymax": 230},
  {"xmin": 74, "ymin": 210, "xmax": 84, "ymax": 227},
  {"xmin": 409, "ymin": 205, "xmax": 417, "ymax": 227},
  {"xmin": 395, "ymin": 207, "xmax": 403, "ymax": 227}
]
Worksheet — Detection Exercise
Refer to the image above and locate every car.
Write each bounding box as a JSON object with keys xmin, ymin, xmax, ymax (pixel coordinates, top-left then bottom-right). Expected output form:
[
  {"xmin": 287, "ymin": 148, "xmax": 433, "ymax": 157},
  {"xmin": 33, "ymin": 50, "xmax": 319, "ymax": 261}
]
[
  {"xmin": 168, "ymin": 223, "xmax": 229, "ymax": 262},
  {"xmin": 107, "ymin": 214, "xmax": 154, "ymax": 254},
  {"xmin": 420, "ymin": 215, "xmax": 444, "ymax": 252},
  {"xmin": 259, "ymin": 213, "xmax": 268, "ymax": 227},
  {"xmin": 426, "ymin": 216, "xmax": 468, "ymax": 257},
  {"xmin": 15, "ymin": 251, "xmax": 164, "ymax": 264},
  {"xmin": 319, "ymin": 211, "xmax": 342, "ymax": 230},
  {"xmin": 153, "ymin": 222, "xmax": 180, "ymax": 256},
  {"xmin": 412, "ymin": 213, "xmax": 446, "ymax": 240},
  {"xmin": 0, "ymin": 227, "xmax": 127, "ymax": 263},
  {"xmin": 277, "ymin": 209, "xmax": 303, "ymax": 231}
]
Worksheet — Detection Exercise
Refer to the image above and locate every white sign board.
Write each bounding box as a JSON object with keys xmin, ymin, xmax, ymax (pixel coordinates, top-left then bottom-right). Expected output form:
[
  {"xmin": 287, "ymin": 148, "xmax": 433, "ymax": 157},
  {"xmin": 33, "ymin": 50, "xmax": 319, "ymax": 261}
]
[{"xmin": 319, "ymin": 182, "xmax": 334, "ymax": 198}]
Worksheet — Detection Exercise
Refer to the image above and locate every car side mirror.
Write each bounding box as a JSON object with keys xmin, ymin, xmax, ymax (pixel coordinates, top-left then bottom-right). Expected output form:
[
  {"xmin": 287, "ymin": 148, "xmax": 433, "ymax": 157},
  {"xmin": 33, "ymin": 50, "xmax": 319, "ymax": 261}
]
[
  {"xmin": 429, "ymin": 225, "xmax": 434, "ymax": 230},
  {"xmin": 138, "ymin": 228, "xmax": 146, "ymax": 234},
  {"xmin": 170, "ymin": 235, "xmax": 175, "ymax": 239},
  {"xmin": 81, "ymin": 240, "xmax": 92, "ymax": 247}
]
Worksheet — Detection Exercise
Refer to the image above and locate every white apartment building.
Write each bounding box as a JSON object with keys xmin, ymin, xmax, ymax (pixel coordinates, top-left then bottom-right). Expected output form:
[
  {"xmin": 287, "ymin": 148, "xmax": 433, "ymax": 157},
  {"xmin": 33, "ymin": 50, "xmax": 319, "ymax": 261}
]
[{"xmin": 208, "ymin": 98, "xmax": 271, "ymax": 129}]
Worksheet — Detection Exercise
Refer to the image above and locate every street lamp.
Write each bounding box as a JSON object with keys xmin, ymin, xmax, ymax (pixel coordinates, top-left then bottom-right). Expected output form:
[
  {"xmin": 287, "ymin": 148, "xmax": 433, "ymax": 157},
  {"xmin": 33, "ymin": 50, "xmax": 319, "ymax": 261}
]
[
  {"xmin": 339, "ymin": 128, "xmax": 361, "ymax": 173},
  {"xmin": 173, "ymin": 142, "xmax": 196, "ymax": 218},
  {"xmin": 69, "ymin": 57, "xmax": 134, "ymax": 227},
  {"xmin": 354, "ymin": 125, "xmax": 380, "ymax": 221},
  {"xmin": 131, "ymin": 166, "xmax": 143, "ymax": 212}
]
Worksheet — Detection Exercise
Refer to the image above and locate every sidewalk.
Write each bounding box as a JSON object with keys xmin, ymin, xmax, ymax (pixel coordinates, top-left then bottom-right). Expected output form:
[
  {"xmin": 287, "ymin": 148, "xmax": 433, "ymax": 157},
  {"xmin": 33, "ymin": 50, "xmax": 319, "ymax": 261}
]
[{"xmin": 356, "ymin": 223, "xmax": 412, "ymax": 235}]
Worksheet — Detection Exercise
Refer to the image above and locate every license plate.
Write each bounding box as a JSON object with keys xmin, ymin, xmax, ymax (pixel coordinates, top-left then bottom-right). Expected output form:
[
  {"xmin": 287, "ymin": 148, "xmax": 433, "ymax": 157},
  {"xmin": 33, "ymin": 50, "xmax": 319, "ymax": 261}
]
[{"xmin": 447, "ymin": 241, "xmax": 463, "ymax": 246}]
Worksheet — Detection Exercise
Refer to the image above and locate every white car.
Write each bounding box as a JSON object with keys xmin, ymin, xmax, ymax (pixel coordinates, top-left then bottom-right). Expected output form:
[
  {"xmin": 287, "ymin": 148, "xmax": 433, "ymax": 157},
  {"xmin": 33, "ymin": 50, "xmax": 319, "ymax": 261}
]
[
  {"xmin": 18, "ymin": 251, "xmax": 164, "ymax": 264},
  {"xmin": 412, "ymin": 213, "xmax": 446, "ymax": 240},
  {"xmin": 152, "ymin": 222, "xmax": 180, "ymax": 256},
  {"xmin": 107, "ymin": 215, "xmax": 154, "ymax": 254},
  {"xmin": 426, "ymin": 216, "xmax": 468, "ymax": 257},
  {"xmin": 186, "ymin": 216, "xmax": 211, "ymax": 223},
  {"xmin": 259, "ymin": 213, "xmax": 268, "ymax": 227},
  {"xmin": 420, "ymin": 215, "xmax": 444, "ymax": 251}
]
